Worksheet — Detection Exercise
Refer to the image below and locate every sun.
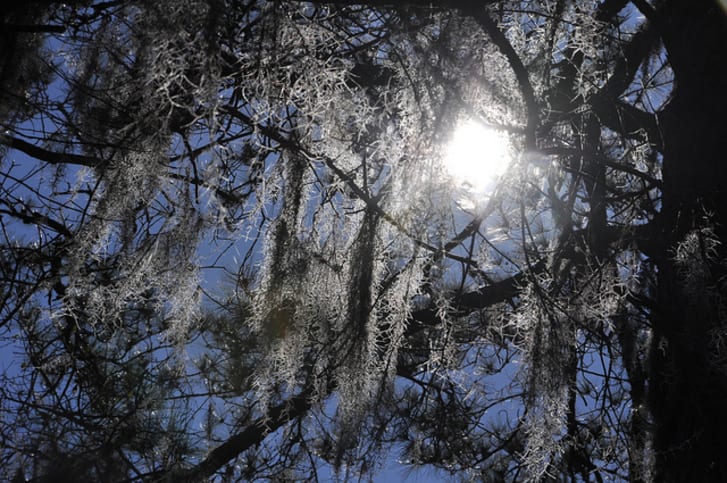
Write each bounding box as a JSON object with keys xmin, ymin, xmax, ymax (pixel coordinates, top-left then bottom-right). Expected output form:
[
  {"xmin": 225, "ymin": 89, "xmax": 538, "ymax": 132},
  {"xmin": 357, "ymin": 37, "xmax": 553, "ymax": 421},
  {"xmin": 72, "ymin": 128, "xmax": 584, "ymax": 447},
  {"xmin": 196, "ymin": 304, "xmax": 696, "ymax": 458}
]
[{"xmin": 443, "ymin": 119, "xmax": 511, "ymax": 195}]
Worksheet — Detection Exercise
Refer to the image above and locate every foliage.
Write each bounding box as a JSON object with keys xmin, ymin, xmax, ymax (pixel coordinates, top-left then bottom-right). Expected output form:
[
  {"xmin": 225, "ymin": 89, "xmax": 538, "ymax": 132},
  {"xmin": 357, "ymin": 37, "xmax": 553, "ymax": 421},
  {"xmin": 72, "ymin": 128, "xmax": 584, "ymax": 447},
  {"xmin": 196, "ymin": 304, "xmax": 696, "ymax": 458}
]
[{"xmin": 1, "ymin": 1, "xmax": 726, "ymax": 481}]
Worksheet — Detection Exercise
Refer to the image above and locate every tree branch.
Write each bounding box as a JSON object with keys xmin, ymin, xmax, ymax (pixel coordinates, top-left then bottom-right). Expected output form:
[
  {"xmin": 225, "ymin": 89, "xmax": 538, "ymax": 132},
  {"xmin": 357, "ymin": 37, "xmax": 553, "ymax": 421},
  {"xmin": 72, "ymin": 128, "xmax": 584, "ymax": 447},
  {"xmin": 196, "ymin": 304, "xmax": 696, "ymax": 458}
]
[
  {"xmin": 463, "ymin": 6, "xmax": 538, "ymax": 150},
  {"xmin": 2, "ymin": 24, "xmax": 66, "ymax": 33},
  {"xmin": 170, "ymin": 393, "xmax": 313, "ymax": 481},
  {"xmin": 588, "ymin": 21, "xmax": 662, "ymax": 143},
  {"xmin": 0, "ymin": 135, "xmax": 101, "ymax": 168},
  {"xmin": 0, "ymin": 200, "xmax": 73, "ymax": 238}
]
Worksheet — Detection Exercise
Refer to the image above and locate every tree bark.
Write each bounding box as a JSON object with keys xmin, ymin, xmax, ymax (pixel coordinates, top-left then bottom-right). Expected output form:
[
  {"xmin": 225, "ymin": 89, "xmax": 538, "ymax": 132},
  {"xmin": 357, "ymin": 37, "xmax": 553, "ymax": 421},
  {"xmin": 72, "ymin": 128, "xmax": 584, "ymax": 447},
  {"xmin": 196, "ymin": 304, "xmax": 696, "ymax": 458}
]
[{"xmin": 647, "ymin": 2, "xmax": 727, "ymax": 481}]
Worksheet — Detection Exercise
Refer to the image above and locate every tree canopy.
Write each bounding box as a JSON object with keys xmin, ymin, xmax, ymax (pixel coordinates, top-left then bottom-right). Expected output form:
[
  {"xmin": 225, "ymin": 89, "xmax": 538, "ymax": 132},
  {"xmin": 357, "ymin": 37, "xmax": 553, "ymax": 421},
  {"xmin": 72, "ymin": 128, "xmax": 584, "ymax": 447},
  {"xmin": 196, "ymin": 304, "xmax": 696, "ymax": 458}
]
[{"xmin": 2, "ymin": 1, "xmax": 726, "ymax": 481}]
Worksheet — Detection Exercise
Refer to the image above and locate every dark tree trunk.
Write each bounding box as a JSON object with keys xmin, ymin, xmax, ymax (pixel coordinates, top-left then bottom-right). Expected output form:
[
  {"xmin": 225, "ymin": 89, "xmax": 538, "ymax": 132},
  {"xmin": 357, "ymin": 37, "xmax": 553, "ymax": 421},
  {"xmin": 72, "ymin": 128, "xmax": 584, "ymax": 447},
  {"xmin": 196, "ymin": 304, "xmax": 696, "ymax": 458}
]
[{"xmin": 649, "ymin": 2, "xmax": 727, "ymax": 481}]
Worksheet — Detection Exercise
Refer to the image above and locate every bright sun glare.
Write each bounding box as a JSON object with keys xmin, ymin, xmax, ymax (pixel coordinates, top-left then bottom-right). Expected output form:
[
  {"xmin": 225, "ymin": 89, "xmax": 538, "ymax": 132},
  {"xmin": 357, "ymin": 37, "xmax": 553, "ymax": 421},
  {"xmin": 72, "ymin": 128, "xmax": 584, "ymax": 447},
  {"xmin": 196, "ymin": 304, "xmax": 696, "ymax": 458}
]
[{"xmin": 443, "ymin": 120, "xmax": 511, "ymax": 195}]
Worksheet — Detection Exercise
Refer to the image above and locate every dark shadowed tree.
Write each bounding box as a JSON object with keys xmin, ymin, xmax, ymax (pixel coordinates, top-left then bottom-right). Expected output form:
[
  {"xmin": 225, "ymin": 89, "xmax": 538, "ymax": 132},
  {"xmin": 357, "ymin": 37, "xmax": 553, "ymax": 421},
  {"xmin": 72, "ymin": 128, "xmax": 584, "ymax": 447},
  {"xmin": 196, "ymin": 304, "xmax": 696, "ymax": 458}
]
[{"xmin": 1, "ymin": 1, "xmax": 726, "ymax": 481}]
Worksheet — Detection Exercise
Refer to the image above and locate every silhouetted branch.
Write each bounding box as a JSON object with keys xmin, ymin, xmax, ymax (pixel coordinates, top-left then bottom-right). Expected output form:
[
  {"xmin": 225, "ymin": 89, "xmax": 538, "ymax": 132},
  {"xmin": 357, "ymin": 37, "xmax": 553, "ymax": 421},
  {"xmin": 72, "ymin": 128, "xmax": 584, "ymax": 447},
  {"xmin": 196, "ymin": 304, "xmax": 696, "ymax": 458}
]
[
  {"xmin": 0, "ymin": 135, "xmax": 101, "ymax": 168},
  {"xmin": 171, "ymin": 393, "xmax": 313, "ymax": 482}
]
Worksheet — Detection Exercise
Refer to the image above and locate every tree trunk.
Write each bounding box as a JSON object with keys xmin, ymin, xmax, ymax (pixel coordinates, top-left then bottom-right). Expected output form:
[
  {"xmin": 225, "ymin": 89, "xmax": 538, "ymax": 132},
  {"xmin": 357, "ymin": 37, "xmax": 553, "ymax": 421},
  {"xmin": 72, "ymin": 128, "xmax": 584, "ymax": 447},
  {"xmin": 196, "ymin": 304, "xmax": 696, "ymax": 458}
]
[{"xmin": 649, "ymin": 2, "xmax": 727, "ymax": 481}]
